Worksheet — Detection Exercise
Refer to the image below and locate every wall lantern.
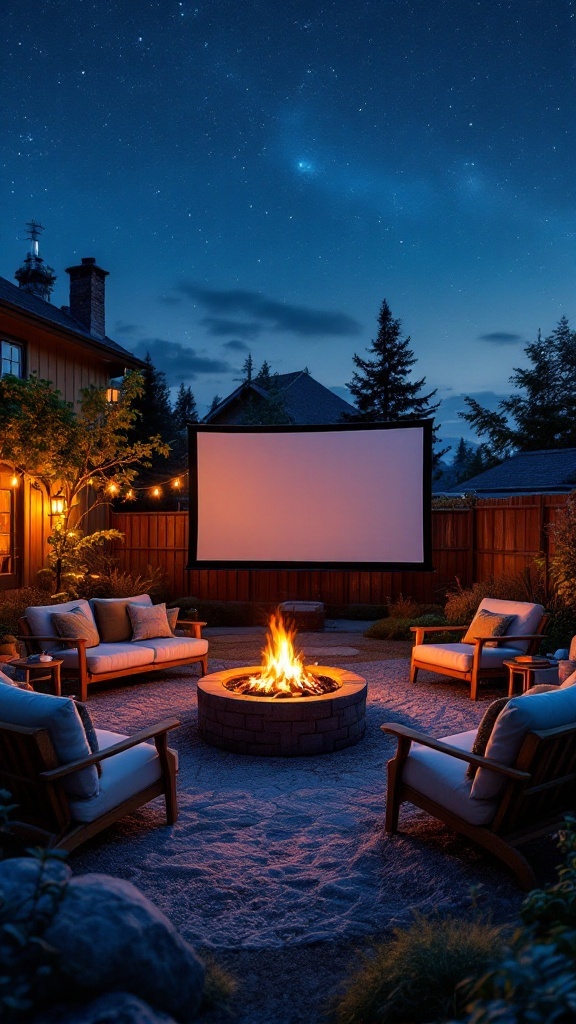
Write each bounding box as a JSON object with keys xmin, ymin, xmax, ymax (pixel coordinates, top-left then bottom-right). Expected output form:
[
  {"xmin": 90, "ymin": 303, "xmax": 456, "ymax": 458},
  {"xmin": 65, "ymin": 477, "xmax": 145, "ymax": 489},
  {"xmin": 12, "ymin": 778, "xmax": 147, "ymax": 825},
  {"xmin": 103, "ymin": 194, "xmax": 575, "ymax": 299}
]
[
  {"xmin": 50, "ymin": 494, "xmax": 66, "ymax": 517},
  {"xmin": 9, "ymin": 475, "xmax": 19, "ymax": 488},
  {"xmin": 106, "ymin": 386, "xmax": 120, "ymax": 403}
]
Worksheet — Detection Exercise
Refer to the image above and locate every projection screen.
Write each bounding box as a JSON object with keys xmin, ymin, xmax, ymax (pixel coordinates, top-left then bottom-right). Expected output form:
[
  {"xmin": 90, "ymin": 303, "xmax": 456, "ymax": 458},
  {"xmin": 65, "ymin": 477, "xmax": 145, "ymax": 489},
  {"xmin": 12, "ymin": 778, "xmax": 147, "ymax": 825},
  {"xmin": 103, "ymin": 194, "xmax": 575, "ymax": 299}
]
[{"xmin": 188, "ymin": 421, "xmax": 432, "ymax": 570}]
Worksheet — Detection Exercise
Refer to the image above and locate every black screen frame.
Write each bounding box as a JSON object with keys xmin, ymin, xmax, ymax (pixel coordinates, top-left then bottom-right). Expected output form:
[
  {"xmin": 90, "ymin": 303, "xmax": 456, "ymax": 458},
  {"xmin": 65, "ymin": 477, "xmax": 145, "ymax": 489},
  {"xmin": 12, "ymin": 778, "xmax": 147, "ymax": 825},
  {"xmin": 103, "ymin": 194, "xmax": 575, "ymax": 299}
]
[{"xmin": 187, "ymin": 420, "xmax": 433, "ymax": 571}]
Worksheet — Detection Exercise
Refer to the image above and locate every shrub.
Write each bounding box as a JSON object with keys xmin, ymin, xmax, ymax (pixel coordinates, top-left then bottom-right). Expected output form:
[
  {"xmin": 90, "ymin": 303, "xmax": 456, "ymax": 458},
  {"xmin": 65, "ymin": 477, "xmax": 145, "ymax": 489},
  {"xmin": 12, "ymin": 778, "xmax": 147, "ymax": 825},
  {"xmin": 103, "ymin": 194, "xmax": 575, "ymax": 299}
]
[
  {"xmin": 444, "ymin": 565, "xmax": 547, "ymax": 625},
  {"xmin": 460, "ymin": 819, "xmax": 576, "ymax": 1023},
  {"xmin": 549, "ymin": 494, "xmax": 576, "ymax": 613},
  {"xmin": 333, "ymin": 913, "xmax": 503, "ymax": 1024},
  {"xmin": 364, "ymin": 613, "xmax": 446, "ymax": 641},
  {"xmin": 388, "ymin": 594, "xmax": 421, "ymax": 619},
  {"xmin": 0, "ymin": 587, "xmax": 59, "ymax": 637}
]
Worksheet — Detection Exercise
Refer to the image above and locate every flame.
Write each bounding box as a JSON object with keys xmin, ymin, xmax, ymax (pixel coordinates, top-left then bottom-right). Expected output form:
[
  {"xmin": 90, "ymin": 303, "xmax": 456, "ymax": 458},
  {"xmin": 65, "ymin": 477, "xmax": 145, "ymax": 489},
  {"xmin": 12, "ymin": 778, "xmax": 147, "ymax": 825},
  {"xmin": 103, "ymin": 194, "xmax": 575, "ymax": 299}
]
[{"xmin": 233, "ymin": 610, "xmax": 328, "ymax": 697}]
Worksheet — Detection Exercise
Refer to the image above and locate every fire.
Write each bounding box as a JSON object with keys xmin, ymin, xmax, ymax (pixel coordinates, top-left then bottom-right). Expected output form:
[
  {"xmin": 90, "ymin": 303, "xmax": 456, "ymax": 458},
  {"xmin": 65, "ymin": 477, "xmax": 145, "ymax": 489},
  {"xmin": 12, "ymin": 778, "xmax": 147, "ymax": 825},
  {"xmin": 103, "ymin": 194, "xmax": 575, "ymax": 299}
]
[{"xmin": 224, "ymin": 610, "xmax": 340, "ymax": 698}]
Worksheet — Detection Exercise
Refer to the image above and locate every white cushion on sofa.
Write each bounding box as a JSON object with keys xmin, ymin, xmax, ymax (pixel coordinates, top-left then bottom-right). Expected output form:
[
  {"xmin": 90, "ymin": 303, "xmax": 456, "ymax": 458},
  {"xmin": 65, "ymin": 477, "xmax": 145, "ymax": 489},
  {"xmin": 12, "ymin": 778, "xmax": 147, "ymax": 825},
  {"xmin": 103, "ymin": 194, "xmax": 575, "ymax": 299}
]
[
  {"xmin": 134, "ymin": 636, "xmax": 209, "ymax": 663},
  {"xmin": 412, "ymin": 642, "xmax": 525, "ymax": 674},
  {"xmin": 56, "ymin": 643, "xmax": 155, "ymax": 675},
  {"xmin": 0, "ymin": 682, "xmax": 98, "ymax": 799},
  {"xmin": 471, "ymin": 685, "xmax": 576, "ymax": 800},
  {"xmin": 401, "ymin": 729, "xmax": 497, "ymax": 825},
  {"xmin": 25, "ymin": 599, "xmax": 97, "ymax": 651},
  {"xmin": 68, "ymin": 728, "xmax": 166, "ymax": 823}
]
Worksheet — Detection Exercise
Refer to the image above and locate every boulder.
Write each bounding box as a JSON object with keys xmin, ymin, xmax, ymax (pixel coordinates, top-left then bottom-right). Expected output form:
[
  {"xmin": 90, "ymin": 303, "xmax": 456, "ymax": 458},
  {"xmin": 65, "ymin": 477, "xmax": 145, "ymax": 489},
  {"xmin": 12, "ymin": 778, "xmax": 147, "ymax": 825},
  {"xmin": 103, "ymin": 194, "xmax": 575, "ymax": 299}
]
[
  {"xmin": 0, "ymin": 860, "xmax": 204, "ymax": 1021},
  {"xmin": 33, "ymin": 991, "xmax": 177, "ymax": 1024}
]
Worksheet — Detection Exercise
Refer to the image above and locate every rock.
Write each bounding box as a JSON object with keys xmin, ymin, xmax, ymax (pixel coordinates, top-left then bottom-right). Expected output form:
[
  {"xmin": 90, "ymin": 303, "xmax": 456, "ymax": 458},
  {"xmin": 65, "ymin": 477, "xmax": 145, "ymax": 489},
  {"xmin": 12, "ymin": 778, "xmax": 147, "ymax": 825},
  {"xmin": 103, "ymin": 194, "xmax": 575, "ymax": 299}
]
[
  {"xmin": 46, "ymin": 873, "xmax": 204, "ymax": 1021},
  {"xmin": 0, "ymin": 860, "xmax": 204, "ymax": 1022},
  {"xmin": 33, "ymin": 991, "xmax": 177, "ymax": 1024}
]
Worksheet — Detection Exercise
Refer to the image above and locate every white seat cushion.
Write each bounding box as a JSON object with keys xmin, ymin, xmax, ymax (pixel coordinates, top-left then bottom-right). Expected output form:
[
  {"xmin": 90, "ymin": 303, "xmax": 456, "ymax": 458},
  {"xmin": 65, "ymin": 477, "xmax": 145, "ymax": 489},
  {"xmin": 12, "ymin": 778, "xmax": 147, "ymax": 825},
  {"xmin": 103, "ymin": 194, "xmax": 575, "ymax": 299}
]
[
  {"xmin": 25, "ymin": 599, "xmax": 97, "ymax": 652},
  {"xmin": 68, "ymin": 729, "xmax": 167, "ymax": 823},
  {"xmin": 133, "ymin": 637, "xmax": 208, "ymax": 664},
  {"xmin": 56, "ymin": 643, "xmax": 155, "ymax": 675},
  {"xmin": 0, "ymin": 683, "xmax": 98, "ymax": 799},
  {"xmin": 401, "ymin": 729, "xmax": 497, "ymax": 825},
  {"xmin": 472, "ymin": 685, "xmax": 576, "ymax": 800},
  {"xmin": 413, "ymin": 642, "xmax": 524, "ymax": 674}
]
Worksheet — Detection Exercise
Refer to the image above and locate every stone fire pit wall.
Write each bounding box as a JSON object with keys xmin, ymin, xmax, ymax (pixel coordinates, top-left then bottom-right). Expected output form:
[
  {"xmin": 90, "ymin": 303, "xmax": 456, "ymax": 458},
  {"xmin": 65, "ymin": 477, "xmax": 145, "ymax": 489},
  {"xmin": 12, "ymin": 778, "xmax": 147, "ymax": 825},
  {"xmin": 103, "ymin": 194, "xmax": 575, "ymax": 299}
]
[{"xmin": 197, "ymin": 666, "xmax": 367, "ymax": 757}]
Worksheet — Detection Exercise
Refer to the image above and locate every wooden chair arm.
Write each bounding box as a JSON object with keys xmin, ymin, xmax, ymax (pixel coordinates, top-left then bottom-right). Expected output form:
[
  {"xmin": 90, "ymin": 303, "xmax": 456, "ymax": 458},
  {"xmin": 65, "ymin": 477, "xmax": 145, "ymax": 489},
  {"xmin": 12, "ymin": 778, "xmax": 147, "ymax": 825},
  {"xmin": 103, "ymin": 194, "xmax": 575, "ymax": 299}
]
[
  {"xmin": 39, "ymin": 717, "xmax": 181, "ymax": 781},
  {"xmin": 380, "ymin": 722, "xmax": 531, "ymax": 780},
  {"xmin": 411, "ymin": 624, "xmax": 467, "ymax": 633},
  {"xmin": 176, "ymin": 619, "xmax": 206, "ymax": 639}
]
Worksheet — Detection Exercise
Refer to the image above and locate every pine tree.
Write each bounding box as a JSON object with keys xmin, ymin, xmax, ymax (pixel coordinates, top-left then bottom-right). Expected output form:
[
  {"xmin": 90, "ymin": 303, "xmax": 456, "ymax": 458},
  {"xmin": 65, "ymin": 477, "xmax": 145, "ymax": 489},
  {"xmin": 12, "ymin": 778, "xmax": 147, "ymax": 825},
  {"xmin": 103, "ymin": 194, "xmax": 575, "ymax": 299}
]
[
  {"xmin": 461, "ymin": 317, "xmax": 576, "ymax": 461},
  {"xmin": 174, "ymin": 383, "xmax": 198, "ymax": 430},
  {"xmin": 346, "ymin": 299, "xmax": 446, "ymax": 459},
  {"xmin": 208, "ymin": 394, "xmax": 222, "ymax": 415},
  {"xmin": 130, "ymin": 353, "xmax": 176, "ymax": 445}
]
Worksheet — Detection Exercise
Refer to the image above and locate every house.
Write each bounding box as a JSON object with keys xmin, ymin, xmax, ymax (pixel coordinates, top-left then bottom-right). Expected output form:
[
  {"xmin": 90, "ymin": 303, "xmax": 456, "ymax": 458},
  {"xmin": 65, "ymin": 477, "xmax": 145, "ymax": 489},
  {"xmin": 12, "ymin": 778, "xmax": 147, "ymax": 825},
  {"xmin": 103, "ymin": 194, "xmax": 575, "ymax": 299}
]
[
  {"xmin": 204, "ymin": 370, "xmax": 357, "ymax": 425},
  {"xmin": 450, "ymin": 448, "xmax": 576, "ymax": 498},
  {"xmin": 0, "ymin": 233, "xmax": 144, "ymax": 590}
]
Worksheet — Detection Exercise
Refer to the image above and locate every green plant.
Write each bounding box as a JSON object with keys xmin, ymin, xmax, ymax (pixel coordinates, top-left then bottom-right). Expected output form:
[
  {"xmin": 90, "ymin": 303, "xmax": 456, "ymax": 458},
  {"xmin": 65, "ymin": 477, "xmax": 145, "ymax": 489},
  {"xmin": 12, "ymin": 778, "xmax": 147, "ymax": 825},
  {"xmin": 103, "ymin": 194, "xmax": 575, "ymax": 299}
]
[
  {"xmin": 333, "ymin": 913, "xmax": 503, "ymax": 1024},
  {"xmin": 444, "ymin": 565, "xmax": 547, "ymax": 626},
  {"xmin": 388, "ymin": 594, "xmax": 422, "ymax": 619},
  {"xmin": 364, "ymin": 613, "xmax": 446, "ymax": 641},
  {"xmin": 0, "ymin": 588, "xmax": 60, "ymax": 638},
  {"xmin": 549, "ymin": 495, "xmax": 576, "ymax": 613},
  {"xmin": 460, "ymin": 819, "xmax": 576, "ymax": 1023}
]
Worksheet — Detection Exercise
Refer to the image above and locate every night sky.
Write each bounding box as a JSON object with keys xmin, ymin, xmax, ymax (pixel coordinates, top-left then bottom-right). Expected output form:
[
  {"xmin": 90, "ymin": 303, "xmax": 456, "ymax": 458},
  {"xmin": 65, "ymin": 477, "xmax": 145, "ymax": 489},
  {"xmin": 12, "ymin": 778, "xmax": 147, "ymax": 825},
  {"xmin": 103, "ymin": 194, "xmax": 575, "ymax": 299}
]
[{"xmin": 3, "ymin": 1, "xmax": 575, "ymax": 452}]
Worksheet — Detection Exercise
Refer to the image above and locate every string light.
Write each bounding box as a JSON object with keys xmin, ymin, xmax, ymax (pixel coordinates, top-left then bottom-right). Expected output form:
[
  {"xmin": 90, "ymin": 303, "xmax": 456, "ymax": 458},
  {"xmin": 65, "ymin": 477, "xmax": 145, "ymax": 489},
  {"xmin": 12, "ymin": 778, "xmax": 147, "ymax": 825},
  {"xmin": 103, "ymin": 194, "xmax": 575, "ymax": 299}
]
[
  {"xmin": 172, "ymin": 478, "xmax": 181, "ymax": 489},
  {"xmin": 107, "ymin": 482, "xmax": 119, "ymax": 495},
  {"xmin": 105, "ymin": 471, "xmax": 189, "ymax": 499},
  {"xmin": 151, "ymin": 486, "xmax": 162, "ymax": 498}
]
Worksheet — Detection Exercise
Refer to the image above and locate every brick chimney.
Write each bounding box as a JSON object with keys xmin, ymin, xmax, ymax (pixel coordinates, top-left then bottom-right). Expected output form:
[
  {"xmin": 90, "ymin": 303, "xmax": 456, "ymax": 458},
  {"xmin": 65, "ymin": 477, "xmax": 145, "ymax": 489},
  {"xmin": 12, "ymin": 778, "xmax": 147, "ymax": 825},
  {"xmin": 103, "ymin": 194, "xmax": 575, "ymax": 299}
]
[{"xmin": 65, "ymin": 257, "xmax": 109, "ymax": 339}]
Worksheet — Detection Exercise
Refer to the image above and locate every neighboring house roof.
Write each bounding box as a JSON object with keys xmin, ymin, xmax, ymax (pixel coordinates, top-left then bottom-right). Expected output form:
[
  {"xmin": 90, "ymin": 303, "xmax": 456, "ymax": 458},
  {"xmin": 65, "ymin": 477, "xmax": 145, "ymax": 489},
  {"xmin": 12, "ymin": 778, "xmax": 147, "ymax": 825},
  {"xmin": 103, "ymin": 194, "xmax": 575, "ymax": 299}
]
[
  {"xmin": 204, "ymin": 370, "xmax": 357, "ymax": 424},
  {"xmin": 450, "ymin": 448, "xmax": 576, "ymax": 496},
  {"xmin": 0, "ymin": 274, "xmax": 144, "ymax": 369}
]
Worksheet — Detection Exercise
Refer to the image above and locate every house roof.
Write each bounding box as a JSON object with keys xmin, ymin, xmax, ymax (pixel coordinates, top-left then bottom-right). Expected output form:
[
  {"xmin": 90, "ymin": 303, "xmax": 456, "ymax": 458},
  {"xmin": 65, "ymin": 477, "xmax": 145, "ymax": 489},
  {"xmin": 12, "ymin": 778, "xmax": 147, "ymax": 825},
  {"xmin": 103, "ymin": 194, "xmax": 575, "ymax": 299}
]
[
  {"xmin": 204, "ymin": 370, "xmax": 357, "ymax": 424},
  {"xmin": 451, "ymin": 448, "xmax": 576, "ymax": 495},
  {"xmin": 0, "ymin": 274, "xmax": 144, "ymax": 369}
]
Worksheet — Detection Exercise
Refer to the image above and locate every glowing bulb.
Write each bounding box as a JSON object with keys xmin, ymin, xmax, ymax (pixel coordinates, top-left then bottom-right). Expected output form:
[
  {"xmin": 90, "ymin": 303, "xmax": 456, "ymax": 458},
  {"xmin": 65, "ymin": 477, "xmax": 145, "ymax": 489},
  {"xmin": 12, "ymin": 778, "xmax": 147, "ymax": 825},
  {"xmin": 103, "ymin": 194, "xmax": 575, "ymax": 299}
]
[
  {"xmin": 108, "ymin": 482, "xmax": 118, "ymax": 495},
  {"xmin": 172, "ymin": 478, "xmax": 181, "ymax": 489},
  {"xmin": 152, "ymin": 486, "xmax": 161, "ymax": 498},
  {"xmin": 10, "ymin": 475, "xmax": 18, "ymax": 487},
  {"xmin": 126, "ymin": 489, "xmax": 135, "ymax": 500}
]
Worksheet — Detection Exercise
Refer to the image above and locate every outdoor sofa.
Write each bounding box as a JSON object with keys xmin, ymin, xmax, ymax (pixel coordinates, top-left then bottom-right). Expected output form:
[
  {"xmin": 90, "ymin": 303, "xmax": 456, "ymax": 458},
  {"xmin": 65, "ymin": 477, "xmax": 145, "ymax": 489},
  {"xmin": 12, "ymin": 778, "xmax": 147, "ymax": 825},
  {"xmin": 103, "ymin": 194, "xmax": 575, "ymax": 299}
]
[{"xmin": 18, "ymin": 594, "xmax": 208, "ymax": 701}]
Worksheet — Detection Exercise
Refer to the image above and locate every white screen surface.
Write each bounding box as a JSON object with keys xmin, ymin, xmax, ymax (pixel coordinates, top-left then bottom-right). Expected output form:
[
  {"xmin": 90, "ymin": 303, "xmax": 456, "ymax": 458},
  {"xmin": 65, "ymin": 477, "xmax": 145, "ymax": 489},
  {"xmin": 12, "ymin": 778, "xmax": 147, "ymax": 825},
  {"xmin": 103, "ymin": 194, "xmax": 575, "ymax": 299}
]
[{"xmin": 189, "ymin": 423, "xmax": 432, "ymax": 569}]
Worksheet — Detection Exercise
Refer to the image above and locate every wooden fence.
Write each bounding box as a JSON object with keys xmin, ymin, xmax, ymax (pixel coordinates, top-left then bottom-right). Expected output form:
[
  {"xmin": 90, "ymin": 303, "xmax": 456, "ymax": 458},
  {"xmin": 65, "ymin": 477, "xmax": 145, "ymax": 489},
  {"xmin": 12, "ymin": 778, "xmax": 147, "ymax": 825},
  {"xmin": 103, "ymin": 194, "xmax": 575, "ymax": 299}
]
[{"xmin": 111, "ymin": 494, "xmax": 569, "ymax": 606}]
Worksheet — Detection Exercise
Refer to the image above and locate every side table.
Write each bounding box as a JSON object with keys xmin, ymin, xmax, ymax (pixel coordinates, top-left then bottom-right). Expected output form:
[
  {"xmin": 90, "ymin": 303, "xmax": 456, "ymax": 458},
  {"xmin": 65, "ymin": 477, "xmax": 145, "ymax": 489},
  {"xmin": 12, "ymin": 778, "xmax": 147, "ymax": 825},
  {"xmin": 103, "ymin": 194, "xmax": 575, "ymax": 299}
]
[
  {"xmin": 504, "ymin": 659, "xmax": 559, "ymax": 697},
  {"xmin": 11, "ymin": 658, "xmax": 64, "ymax": 697}
]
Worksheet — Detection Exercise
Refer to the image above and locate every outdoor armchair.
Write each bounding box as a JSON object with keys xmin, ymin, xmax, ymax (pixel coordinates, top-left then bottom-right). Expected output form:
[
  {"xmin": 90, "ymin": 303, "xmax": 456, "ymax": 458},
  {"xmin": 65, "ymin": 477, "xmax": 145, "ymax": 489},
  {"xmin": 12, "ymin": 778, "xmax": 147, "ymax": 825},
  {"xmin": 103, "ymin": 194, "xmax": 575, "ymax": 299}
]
[
  {"xmin": 0, "ymin": 676, "xmax": 179, "ymax": 851},
  {"xmin": 382, "ymin": 683, "xmax": 576, "ymax": 888},
  {"xmin": 410, "ymin": 598, "xmax": 548, "ymax": 700}
]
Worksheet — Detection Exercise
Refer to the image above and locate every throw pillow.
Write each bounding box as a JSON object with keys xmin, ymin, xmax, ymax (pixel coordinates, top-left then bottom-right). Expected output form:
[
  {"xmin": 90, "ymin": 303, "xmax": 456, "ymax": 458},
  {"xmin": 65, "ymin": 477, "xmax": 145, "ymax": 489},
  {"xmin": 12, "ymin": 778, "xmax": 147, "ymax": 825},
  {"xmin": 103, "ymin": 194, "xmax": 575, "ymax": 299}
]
[
  {"xmin": 127, "ymin": 602, "xmax": 173, "ymax": 641},
  {"xmin": 52, "ymin": 606, "xmax": 100, "ymax": 649},
  {"xmin": 91, "ymin": 596, "xmax": 152, "ymax": 644},
  {"xmin": 463, "ymin": 609, "xmax": 514, "ymax": 647},
  {"xmin": 74, "ymin": 700, "xmax": 102, "ymax": 776},
  {"xmin": 166, "ymin": 607, "xmax": 180, "ymax": 634},
  {"xmin": 466, "ymin": 696, "xmax": 510, "ymax": 779}
]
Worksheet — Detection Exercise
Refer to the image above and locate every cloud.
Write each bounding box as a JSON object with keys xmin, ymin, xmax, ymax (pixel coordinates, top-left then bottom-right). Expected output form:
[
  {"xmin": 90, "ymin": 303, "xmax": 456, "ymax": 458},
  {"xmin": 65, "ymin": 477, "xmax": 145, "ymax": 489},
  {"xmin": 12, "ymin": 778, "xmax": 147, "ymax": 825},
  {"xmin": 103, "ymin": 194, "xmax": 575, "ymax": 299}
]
[
  {"xmin": 113, "ymin": 321, "xmax": 139, "ymax": 335},
  {"xmin": 129, "ymin": 338, "xmax": 232, "ymax": 383},
  {"xmin": 477, "ymin": 331, "xmax": 522, "ymax": 345},
  {"xmin": 222, "ymin": 339, "xmax": 250, "ymax": 352},
  {"xmin": 177, "ymin": 283, "xmax": 362, "ymax": 337},
  {"xmin": 201, "ymin": 317, "xmax": 262, "ymax": 339}
]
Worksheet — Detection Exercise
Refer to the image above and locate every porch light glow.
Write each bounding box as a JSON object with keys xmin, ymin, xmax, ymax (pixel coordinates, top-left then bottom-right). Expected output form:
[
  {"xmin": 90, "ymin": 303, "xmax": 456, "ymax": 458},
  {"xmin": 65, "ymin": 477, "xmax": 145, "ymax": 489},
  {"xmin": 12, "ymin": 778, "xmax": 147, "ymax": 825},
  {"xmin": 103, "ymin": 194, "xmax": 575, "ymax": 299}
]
[
  {"xmin": 50, "ymin": 494, "xmax": 66, "ymax": 516},
  {"xmin": 106, "ymin": 386, "xmax": 120, "ymax": 403},
  {"xmin": 9, "ymin": 475, "xmax": 19, "ymax": 487}
]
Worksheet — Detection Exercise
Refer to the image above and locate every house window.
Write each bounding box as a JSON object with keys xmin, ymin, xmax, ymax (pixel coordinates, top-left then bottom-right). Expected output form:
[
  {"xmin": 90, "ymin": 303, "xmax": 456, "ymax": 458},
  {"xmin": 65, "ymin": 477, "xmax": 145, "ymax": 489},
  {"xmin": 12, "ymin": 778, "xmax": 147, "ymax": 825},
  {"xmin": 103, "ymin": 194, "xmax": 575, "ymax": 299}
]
[
  {"xmin": 0, "ymin": 489, "xmax": 13, "ymax": 574},
  {"xmin": 1, "ymin": 340, "xmax": 23, "ymax": 378}
]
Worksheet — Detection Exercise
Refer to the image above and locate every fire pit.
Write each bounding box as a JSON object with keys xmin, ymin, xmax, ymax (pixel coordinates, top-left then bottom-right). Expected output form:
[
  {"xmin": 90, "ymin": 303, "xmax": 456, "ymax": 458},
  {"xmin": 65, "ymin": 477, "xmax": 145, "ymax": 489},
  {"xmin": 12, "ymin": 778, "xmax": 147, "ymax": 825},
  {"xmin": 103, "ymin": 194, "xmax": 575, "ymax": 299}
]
[{"xmin": 197, "ymin": 611, "xmax": 367, "ymax": 756}]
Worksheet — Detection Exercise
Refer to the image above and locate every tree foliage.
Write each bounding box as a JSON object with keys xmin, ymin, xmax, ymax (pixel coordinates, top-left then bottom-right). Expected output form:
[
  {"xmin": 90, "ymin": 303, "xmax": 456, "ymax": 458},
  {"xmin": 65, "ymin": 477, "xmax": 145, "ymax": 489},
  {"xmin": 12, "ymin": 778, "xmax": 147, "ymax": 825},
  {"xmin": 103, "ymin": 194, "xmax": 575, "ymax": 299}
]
[
  {"xmin": 461, "ymin": 317, "xmax": 576, "ymax": 461},
  {"xmin": 0, "ymin": 371, "xmax": 169, "ymax": 590},
  {"xmin": 346, "ymin": 299, "xmax": 446, "ymax": 460}
]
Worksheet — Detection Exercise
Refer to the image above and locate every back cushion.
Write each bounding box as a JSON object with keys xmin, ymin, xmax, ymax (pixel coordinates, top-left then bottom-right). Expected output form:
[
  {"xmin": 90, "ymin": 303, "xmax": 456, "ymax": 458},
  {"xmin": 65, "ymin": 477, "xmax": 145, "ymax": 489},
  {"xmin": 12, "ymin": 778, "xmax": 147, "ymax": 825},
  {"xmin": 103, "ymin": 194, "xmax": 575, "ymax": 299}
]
[
  {"xmin": 25, "ymin": 599, "xmax": 96, "ymax": 652},
  {"xmin": 91, "ymin": 595, "xmax": 152, "ymax": 643},
  {"xmin": 474, "ymin": 598, "xmax": 545, "ymax": 653},
  {"xmin": 471, "ymin": 685, "xmax": 576, "ymax": 800},
  {"xmin": 0, "ymin": 683, "xmax": 98, "ymax": 799}
]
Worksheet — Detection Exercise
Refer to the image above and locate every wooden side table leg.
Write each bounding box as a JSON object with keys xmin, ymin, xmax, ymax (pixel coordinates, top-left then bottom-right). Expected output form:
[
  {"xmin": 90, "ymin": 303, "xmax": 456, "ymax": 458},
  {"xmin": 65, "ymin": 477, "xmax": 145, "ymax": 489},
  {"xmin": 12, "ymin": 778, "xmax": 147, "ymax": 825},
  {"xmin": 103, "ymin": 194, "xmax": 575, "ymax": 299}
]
[{"xmin": 52, "ymin": 664, "xmax": 62, "ymax": 697}]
